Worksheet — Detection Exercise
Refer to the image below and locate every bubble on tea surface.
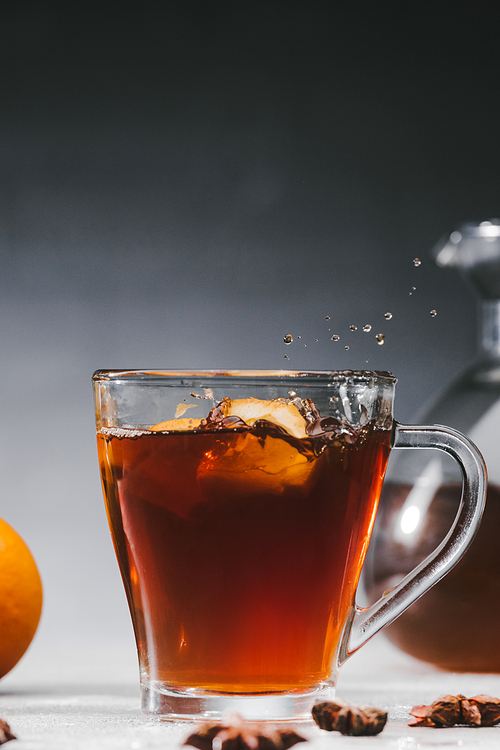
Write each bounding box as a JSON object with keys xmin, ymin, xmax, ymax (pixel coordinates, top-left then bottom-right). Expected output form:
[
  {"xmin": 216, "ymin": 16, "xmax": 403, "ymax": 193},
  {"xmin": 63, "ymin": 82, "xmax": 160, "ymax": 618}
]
[
  {"xmin": 331, "ymin": 334, "xmax": 340, "ymax": 341},
  {"xmin": 363, "ymin": 324, "xmax": 372, "ymax": 332},
  {"xmin": 349, "ymin": 325, "xmax": 357, "ymax": 331},
  {"xmin": 413, "ymin": 258, "xmax": 421, "ymax": 267},
  {"xmin": 430, "ymin": 309, "xmax": 437, "ymax": 317},
  {"xmin": 376, "ymin": 333, "xmax": 385, "ymax": 345},
  {"xmin": 283, "ymin": 334, "xmax": 293, "ymax": 345},
  {"xmin": 384, "ymin": 312, "xmax": 393, "ymax": 320}
]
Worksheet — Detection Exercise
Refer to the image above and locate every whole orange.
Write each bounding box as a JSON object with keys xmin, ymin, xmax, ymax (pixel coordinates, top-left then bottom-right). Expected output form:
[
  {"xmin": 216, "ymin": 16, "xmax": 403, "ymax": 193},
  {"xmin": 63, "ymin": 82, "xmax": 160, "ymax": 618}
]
[{"xmin": 0, "ymin": 518, "xmax": 43, "ymax": 678}]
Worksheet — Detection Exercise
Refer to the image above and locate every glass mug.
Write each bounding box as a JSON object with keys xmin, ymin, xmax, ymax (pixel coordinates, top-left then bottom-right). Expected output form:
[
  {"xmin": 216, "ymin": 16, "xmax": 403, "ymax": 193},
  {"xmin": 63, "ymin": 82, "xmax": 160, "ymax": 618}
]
[{"xmin": 93, "ymin": 370, "xmax": 486, "ymax": 722}]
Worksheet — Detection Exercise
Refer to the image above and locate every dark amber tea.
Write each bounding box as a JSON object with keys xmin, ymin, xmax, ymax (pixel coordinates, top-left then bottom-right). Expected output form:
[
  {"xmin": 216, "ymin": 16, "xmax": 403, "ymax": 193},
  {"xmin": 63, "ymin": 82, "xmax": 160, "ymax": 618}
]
[{"xmin": 98, "ymin": 395, "xmax": 391, "ymax": 694}]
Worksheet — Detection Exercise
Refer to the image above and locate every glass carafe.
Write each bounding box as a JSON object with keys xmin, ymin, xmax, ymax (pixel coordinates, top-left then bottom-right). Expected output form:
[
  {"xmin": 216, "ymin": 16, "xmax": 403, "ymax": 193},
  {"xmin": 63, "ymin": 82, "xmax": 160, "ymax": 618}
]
[{"xmin": 364, "ymin": 220, "xmax": 500, "ymax": 671}]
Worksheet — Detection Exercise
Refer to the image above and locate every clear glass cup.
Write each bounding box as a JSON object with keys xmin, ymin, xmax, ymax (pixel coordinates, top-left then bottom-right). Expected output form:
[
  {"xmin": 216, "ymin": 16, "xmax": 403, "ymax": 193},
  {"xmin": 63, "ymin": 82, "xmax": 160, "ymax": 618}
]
[{"xmin": 93, "ymin": 369, "xmax": 486, "ymax": 722}]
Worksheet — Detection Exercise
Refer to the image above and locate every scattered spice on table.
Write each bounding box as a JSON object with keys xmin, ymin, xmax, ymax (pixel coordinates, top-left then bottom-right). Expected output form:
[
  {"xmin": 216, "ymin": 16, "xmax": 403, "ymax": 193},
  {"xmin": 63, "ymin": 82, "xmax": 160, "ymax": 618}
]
[
  {"xmin": 0, "ymin": 719, "xmax": 16, "ymax": 745},
  {"xmin": 409, "ymin": 694, "xmax": 500, "ymax": 727},
  {"xmin": 184, "ymin": 712, "xmax": 307, "ymax": 750},
  {"xmin": 312, "ymin": 699, "xmax": 387, "ymax": 736}
]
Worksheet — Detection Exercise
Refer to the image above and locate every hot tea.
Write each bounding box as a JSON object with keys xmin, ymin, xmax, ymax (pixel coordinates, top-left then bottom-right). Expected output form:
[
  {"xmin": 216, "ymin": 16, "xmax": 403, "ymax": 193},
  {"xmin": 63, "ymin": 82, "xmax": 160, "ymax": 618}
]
[{"xmin": 98, "ymin": 395, "xmax": 391, "ymax": 693}]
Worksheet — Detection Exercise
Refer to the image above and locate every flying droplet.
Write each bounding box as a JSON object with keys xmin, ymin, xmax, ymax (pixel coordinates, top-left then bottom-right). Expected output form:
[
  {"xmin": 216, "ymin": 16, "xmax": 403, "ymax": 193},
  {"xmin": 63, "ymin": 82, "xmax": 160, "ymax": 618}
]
[
  {"xmin": 344, "ymin": 345, "xmax": 350, "ymax": 350},
  {"xmin": 331, "ymin": 334, "xmax": 340, "ymax": 341},
  {"xmin": 376, "ymin": 333, "xmax": 385, "ymax": 345},
  {"xmin": 413, "ymin": 258, "xmax": 421, "ymax": 267},
  {"xmin": 284, "ymin": 354, "xmax": 290, "ymax": 359},
  {"xmin": 412, "ymin": 286, "xmax": 417, "ymax": 290},
  {"xmin": 430, "ymin": 309, "xmax": 437, "ymax": 317},
  {"xmin": 325, "ymin": 315, "xmax": 331, "ymax": 320},
  {"xmin": 363, "ymin": 324, "xmax": 372, "ymax": 332},
  {"xmin": 283, "ymin": 334, "xmax": 293, "ymax": 345},
  {"xmin": 288, "ymin": 390, "xmax": 296, "ymax": 397},
  {"xmin": 384, "ymin": 312, "xmax": 393, "ymax": 320},
  {"xmin": 315, "ymin": 339, "xmax": 318, "ymax": 342},
  {"xmin": 350, "ymin": 325, "xmax": 357, "ymax": 331},
  {"xmin": 297, "ymin": 336, "xmax": 301, "ymax": 339}
]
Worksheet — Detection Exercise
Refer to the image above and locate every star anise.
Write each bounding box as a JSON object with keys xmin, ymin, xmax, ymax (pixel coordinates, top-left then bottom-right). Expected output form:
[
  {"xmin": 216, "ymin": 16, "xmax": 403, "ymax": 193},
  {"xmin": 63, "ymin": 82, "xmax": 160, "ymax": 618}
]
[
  {"xmin": 0, "ymin": 719, "xmax": 16, "ymax": 745},
  {"xmin": 312, "ymin": 699, "xmax": 387, "ymax": 736},
  {"xmin": 409, "ymin": 694, "xmax": 500, "ymax": 727},
  {"xmin": 184, "ymin": 712, "xmax": 307, "ymax": 750}
]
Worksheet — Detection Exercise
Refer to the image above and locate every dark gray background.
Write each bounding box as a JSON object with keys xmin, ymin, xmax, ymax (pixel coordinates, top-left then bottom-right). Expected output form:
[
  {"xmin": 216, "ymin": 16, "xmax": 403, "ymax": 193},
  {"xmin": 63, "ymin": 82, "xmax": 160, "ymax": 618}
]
[{"xmin": 1, "ymin": 2, "xmax": 498, "ymax": 662}]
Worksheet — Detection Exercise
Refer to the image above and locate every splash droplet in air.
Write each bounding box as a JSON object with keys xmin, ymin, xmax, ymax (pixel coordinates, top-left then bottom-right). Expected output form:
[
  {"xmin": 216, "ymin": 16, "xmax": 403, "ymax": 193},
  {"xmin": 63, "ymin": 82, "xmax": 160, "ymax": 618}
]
[
  {"xmin": 283, "ymin": 334, "xmax": 293, "ymax": 345},
  {"xmin": 413, "ymin": 258, "xmax": 421, "ymax": 267},
  {"xmin": 325, "ymin": 315, "xmax": 330, "ymax": 320},
  {"xmin": 344, "ymin": 345, "xmax": 350, "ymax": 350},
  {"xmin": 349, "ymin": 325, "xmax": 357, "ymax": 331},
  {"xmin": 331, "ymin": 334, "xmax": 340, "ymax": 341},
  {"xmin": 363, "ymin": 324, "xmax": 372, "ymax": 332},
  {"xmin": 384, "ymin": 312, "xmax": 393, "ymax": 320},
  {"xmin": 288, "ymin": 390, "xmax": 296, "ymax": 397},
  {"xmin": 430, "ymin": 309, "xmax": 437, "ymax": 317},
  {"xmin": 376, "ymin": 333, "xmax": 385, "ymax": 345},
  {"xmin": 284, "ymin": 354, "xmax": 290, "ymax": 359}
]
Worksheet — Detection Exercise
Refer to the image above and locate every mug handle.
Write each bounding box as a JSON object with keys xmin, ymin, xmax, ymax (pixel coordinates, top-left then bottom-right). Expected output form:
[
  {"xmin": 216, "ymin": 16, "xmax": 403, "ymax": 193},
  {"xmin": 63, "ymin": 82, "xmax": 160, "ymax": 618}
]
[{"xmin": 339, "ymin": 422, "xmax": 487, "ymax": 663}]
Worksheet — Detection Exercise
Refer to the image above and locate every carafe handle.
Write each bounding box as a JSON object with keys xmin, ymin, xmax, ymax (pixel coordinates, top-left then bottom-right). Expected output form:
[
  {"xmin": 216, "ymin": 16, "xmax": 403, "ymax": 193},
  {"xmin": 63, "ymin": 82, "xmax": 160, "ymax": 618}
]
[{"xmin": 339, "ymin": 423, "xmax": 487, "ymax": 662}]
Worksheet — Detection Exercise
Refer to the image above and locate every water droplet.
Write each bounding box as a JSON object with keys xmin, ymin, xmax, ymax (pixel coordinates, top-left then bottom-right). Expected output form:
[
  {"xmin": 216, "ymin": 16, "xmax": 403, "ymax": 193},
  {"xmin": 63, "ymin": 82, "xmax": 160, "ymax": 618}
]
[
  {"xmin": 283, "ymin": 334, "xmax": 293, "ymax": 345},
  {"xmin": 288, "ymin": 390, "xmax": 296, "ymax": 397},
  {"xmin": 413, "ymin": 258, "xmax": 421, "ymax": 267},
  {"xmin": 190, "ymin": 392, "xmax": 203, "ymax": 399},
  {"xmin": 412, "ymin": 286, "xmax": 417, "ymax": 290},
  {"xmin": 325, "ymin": 315, "xmax": 330, "ymax": 320},
  {"xmin": 350, "ymin": 325, "xmax": 357, "ymax": 331},
  {"xmin": 376, "ymin": 333, "xmax": 385, "ymax": 345},
  {"xmin": 363, "ymin": 324, "xmax": 372, "ymax": 332},
  {"xmin": 329, "ymin": 395, "xmax": 339, "ymax": 403},
  {"xmin": 450, "ymin": 231, "xmax": 462, "ymax": 244},
  {"xmin": 384, "ymin": 312, "xmax": 393, "ymax": 320},
  {"xmin": 297, "ymin": 336, "xmax": 301, "ymax": 339},
  {"xmin": 315, "ymin": 339, "xmax": 318, "ymax": 342},
  {"xmin": 344, "ymin": 345, "xmax": 350, "ymax": 350},
  {"xmin": 284, "ymin": 354, "xmax": 290, "ymax": 359},
  {"xmin": 430, "ymin": 309, "xmax": 437, "ymax": 317},
  {"xmin": 331, "ymin": 334, "xmax": 340, "ymax": 341}
]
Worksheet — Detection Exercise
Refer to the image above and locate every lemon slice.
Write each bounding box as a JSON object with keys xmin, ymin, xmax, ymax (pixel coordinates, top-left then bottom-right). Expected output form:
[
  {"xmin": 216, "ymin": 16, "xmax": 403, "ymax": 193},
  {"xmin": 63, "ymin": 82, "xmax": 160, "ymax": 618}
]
[
  {"xmin": 223, "ymin": 398, "xmax": 307, "ymax": 439},
  {"xmin": 150, "ymin": 418, "xmax": 202, "ymax": 431}
]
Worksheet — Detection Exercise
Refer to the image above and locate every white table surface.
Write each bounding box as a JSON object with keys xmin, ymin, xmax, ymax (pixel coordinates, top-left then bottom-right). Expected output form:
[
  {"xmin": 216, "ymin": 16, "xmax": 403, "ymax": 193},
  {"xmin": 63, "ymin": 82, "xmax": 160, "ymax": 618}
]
[{"xmin": 2, "ymin": 636, "xmax": 500, "ymax": 750}]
